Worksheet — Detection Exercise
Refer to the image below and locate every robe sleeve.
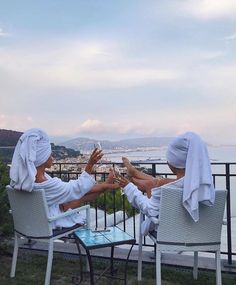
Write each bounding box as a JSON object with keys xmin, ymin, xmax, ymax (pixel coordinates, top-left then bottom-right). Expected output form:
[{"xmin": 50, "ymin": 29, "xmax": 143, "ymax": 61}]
[
  {"xmin": 123, "ymin": 182, "xmax": 161, "ymax": 218},
  {"xmin": 38, "ymin": 171, "xmax": 96, "ymax": 206}
]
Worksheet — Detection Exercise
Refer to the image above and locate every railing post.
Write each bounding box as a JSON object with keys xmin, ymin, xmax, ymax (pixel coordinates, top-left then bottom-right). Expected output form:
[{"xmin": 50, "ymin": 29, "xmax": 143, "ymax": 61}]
[
  {"xmin": 151, "ymin": 163, "xmax": 156, "ymax": 177},
  {"xmin": 224, "ymin": 163, "xmax": 236, "ymax": 267},
  {"xmin": 226, "ymin": 163, "xmax": 232, "ymax": 265},
  {"xmin": 59, "ymin": 163, "xmax": 62, "ymax": 178}
]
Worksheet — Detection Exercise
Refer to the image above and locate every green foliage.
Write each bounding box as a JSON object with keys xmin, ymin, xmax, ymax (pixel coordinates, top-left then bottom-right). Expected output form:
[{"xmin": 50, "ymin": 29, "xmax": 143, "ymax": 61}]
[
  {"xmin": 51, "ymin": 143, "xmax": 81, "ymax": 160},
  {"xmin": 90, "ymin": 190, "xmax": 138, "ymax": 217},
  {"xmin": 0, "ymin": 149, "xmax": 15, "ymax": 164},
  {"xmin": 0, "ymin": 159, "xmax": 13, "ymax": 246}
]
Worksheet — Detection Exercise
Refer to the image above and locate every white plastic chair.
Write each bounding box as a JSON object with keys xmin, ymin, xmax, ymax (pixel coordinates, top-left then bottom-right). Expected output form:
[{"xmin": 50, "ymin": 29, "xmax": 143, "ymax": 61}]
[
  {"xmin": 137, "ymin": 187, "xmax": 227, "ymax": 285},
  {"xmin": 7, "ymin": 185, "xmax": 90, "ymax": 285}
]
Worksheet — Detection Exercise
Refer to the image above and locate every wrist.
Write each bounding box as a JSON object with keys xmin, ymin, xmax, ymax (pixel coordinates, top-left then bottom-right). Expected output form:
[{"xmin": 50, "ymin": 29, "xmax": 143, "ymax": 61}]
[{"xmin": 85, "ymin": 163, "xmax": 93, "ymax": 174}]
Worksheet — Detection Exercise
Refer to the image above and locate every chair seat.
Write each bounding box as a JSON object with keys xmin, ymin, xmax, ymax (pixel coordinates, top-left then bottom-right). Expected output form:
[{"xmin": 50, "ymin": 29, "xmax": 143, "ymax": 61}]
[{"xmin": 53, "ymin": 223, "xmax": 83, "ymax": 237}]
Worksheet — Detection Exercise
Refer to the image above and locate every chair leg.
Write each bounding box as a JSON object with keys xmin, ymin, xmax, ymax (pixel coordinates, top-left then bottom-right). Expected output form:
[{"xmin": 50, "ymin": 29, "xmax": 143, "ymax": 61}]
[
  {"xmin": 215, "ymin": 250, "xmax": 222, "ymax": 285},
  {"xmin": 44, "ymin": 240, "xmax": 54, "ymax": 285},
  {"xmin": 156, "ymin": 249, "xmax": 161, "ymax": 285},
  {"xmin": 137, "ymin": 233, "xmax": 143, "ymax": 281},
  {"xmin": 86, "ymin": 207, "xmax": 90, "ymax": 229},
  {"xmin": 10, "ymin": 233, "xmax": 19, "ymax": 278},
  {"xmin": 193, "ymin": 251, "xmax": 198, "ymax": 280},
  {"xmin": 138, "ymin": 212, "xmax": 145, "ymax": 281}
]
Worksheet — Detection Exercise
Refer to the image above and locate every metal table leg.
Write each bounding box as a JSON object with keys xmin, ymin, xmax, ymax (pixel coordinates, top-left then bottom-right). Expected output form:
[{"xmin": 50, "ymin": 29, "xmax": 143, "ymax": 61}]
[
  {"xmin": 124, "ymin": 244, "xmax": 135, "ymax": 285},
  {"xmin": 85, "ymin": 248, "xmax": 95, "ymax": 285},
  {"xmin": 110, "ymin": 245, "xmax": 114, "ymax": 276}
]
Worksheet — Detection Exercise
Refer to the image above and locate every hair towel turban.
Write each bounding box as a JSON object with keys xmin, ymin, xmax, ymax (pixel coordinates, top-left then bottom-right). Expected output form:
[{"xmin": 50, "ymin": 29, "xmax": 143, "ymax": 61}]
[
  {"xmin": 166, "ymin": 132, "xmax": 215, "ymax": 222},
  {"xmin": 10, "ymin": 128, "xmax": 52, "ymax": 191}
]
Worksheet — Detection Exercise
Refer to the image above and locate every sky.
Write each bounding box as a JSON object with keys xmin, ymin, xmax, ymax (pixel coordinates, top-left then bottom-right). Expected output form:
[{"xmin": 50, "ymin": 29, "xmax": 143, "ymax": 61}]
[{"xmin": 0, "ymin": 0, "xmax": 236, "ymax": 145}]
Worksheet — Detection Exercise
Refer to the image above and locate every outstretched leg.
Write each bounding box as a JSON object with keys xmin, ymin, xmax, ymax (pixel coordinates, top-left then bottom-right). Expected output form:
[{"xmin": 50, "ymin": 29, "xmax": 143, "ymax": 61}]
[
  {"xmin": 122, "ymin": 157, "xmax": 155, "ymax": 181},
  {"xmin": 131, "ymin": 177, "xmax": 156, "ymax": 197}
]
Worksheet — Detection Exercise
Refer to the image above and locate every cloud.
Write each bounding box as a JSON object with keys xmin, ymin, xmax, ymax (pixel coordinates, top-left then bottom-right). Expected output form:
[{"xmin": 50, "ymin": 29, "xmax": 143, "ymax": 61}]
[
  {"xmin": 0, "ymin": 113, "xmax": 34, "ymax": 131},
  {"xmin": 0, "ymin": 28, "xmax": 9, "ymax": 37},
  {"xmin": 71, "ymin": 114, "xmax": 212, "ymax": 139},
  {"xmin": 1, "ymin": 102, "xmax": 235, "ymax": 144},
  {"xmin": 72, "ymin": 119, "xmax": 165, "ymax": 138},
  {"xmin": 178, "ymin": 0, "xmax": 236, "ymax": 20},
  {"xmin": 200, "ymin": 50, "xmax": 226, "ymax": 60},
  {"xmin": 204, "ymin": 64, "xmax": 236, "ymax": 92},
  {"xmin": 224, "ymin": 32, "xmax": 236, "ymax": 41},
  {"xmin": 0, "ymin": 40, "xmax": 182, "ymax": 91},
  {"xmin": 80, "ymin": 119, "xmax": 103, "ymax": 131}
]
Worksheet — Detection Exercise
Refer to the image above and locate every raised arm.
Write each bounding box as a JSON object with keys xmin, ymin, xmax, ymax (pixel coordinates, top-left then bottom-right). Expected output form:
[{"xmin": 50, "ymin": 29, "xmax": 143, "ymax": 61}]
[{"xmin": 84, "ymin": 148, "xmax": 103, "ymax": 174}]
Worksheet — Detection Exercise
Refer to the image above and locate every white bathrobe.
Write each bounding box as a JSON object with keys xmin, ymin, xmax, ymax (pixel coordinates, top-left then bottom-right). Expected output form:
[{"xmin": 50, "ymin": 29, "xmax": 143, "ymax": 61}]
[
  {"xmin": 123, "ymin": 178, "xmax": 184, "ymax": 236},
  {"xmin": 9, "ymin": 128, "xmax": 97, "ymax": 229},
  {"xmin": 33, "ymin": 171, "xmax": 96, "ymax": 229}
]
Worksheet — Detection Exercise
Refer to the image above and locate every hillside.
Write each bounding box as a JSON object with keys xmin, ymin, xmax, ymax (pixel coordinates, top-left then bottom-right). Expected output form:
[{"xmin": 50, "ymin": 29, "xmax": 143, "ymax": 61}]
[
  {"xmin": 0, "ymin": 129, "xmax": 23, "ymax": 146},
  {"xmin": 0, "ymin": 129, "xmax": 81, "ymax": 163}
]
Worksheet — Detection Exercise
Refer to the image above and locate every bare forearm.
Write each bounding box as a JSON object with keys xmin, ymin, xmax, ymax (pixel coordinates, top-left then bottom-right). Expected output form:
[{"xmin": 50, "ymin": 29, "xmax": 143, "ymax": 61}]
[
  {"xmin": 60, "ymin": 192, "xmax": 101, "ymax": 211},
  {"xmin": 60, "ymin": 184, "xmax": 119, "ymax": 212},
  {"xmin": 84, "ymin": 162, "xmax": 94, "ymax": 174}
]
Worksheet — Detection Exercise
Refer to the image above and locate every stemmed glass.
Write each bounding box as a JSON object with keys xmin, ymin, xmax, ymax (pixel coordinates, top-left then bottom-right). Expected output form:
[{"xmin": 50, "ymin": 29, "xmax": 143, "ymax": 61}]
[{"xmin": 113, "ymin": 166, "xmax": 124, "ymax": 196}]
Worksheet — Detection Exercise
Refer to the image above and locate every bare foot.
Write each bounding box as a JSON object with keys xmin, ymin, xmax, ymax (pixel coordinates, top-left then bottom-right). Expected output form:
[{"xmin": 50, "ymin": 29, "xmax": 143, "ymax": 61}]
[
  {"xmin": 132, "ymin": 177, "xmax": 156, "ymax": 192},
  {"xmin": 122, "ymin": 157, "xmax": 136, "ymax": 177},
  {"xmin": 106, "ymin": 168, "xmax": 115, "ymax": 183}
]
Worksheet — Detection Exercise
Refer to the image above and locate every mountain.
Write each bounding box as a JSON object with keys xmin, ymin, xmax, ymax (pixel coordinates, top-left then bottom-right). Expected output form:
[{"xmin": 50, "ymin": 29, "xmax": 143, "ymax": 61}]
[
  {"xmin": 0, "ymin": 129, "xmax": 23, "ymax": 163},
  {"xmin": 0, "ymin": 129, "xmax": 23, "ymax": 146},
  {"xmin": 61, "ymin": 136, "xmax": 174, "ymax": 151}
]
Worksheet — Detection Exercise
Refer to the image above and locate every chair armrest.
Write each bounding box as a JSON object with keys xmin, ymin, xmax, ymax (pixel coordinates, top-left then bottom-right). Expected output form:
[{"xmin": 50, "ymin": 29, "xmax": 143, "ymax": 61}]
[
  {"xmin": 139, "ymin": 212, "xmax": 159, "ymax": 225},
  {"xmin": 48, "ymin": 204, "xmax": 90, "ymax": 222},
  {"xmin": 150, "ymin": 217, "xmax": 160, "ymax": 224}
]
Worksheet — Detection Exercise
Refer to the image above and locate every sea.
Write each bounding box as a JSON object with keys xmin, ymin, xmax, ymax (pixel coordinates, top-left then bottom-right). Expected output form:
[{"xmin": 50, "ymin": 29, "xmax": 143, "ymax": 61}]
[{"xmin": 104, "ymin": 145, "xmax": 236, "ymax": 163}]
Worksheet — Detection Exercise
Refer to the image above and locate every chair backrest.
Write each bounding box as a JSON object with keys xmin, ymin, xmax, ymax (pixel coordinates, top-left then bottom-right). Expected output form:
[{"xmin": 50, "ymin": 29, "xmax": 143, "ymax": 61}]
[
  {"xmin": 7, "ymin": 185, "xmax": 52, "ymax": 238},
  {"xmin": 157, "ymin": 187, "xmax": 227, "ymax": 245}
]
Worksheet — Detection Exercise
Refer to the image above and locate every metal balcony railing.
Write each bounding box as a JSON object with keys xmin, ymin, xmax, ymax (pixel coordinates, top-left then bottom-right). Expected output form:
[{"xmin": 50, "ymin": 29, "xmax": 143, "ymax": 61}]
[{"xmin": 48, "ymin": 161, "xmax": 236, "ymax": 267}]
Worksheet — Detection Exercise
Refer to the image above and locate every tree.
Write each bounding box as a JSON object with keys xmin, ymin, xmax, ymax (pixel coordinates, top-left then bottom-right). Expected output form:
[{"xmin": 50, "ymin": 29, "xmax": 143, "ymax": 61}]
[
  {"xmin": 91, "ymin": 190, "xmax": 137, "ymax": 217},
  {"xmin": 0, "ymin": 159, "xmax": 13, "ymax": 253}
]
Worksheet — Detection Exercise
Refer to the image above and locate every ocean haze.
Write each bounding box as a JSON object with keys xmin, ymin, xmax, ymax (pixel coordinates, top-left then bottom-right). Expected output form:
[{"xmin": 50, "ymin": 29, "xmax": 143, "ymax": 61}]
[{"xmin": 60, "ymin": 136, "xmax": 174, "ymax": 151}]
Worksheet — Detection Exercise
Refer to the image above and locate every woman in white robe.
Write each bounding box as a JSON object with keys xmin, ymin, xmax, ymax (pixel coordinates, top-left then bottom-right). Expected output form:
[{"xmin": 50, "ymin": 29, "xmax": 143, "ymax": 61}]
[
  {"xmin": 10, "ymin": 128, "xmax": 118, "ymax": 229},
  {"xmin": 115, "ymin": 132, "xmax": 215, "ymax": 235}
]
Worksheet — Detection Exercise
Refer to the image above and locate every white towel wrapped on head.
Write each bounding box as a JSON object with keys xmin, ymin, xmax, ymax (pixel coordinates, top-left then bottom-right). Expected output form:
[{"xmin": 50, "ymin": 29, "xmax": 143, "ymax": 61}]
[
  {"xmin": 10, "ymin": 128, "xmax": 52, "ymax": 191},
  {"xmin": 166, "ymin": 132, "xmax": 215, "ymax": 222}
]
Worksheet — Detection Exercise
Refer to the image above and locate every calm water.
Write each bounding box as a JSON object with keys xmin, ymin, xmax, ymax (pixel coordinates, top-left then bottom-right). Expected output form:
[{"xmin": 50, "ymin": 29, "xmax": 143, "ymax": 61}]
[{"xmin": 104, "ymin": 145, "xmax": 236, "ymax": 163}]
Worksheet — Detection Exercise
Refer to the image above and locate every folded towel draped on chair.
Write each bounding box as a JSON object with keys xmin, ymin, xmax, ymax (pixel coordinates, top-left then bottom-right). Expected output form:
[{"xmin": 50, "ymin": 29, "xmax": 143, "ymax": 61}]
[{"xmin": 166, "ymin": 132, "xmax": 215, "ymax": 222}]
